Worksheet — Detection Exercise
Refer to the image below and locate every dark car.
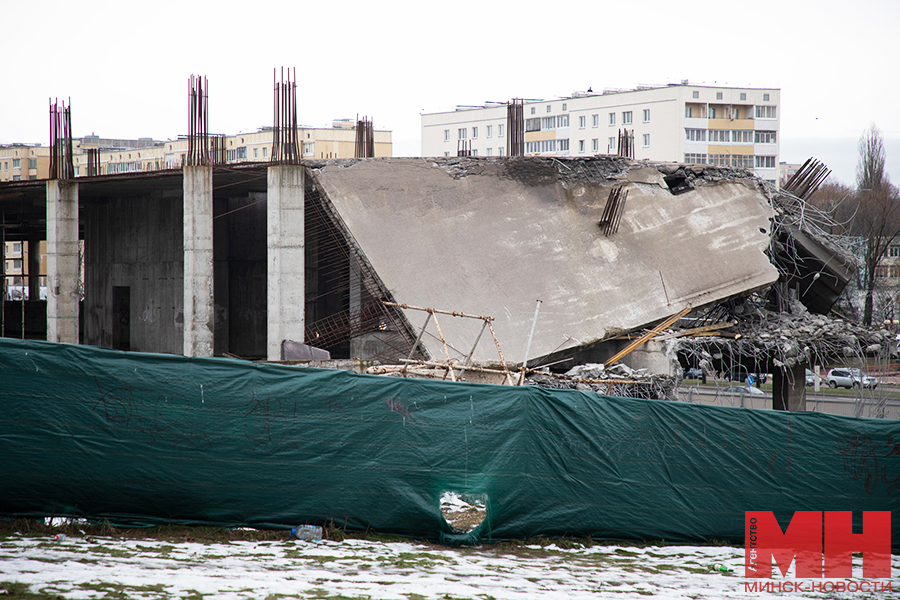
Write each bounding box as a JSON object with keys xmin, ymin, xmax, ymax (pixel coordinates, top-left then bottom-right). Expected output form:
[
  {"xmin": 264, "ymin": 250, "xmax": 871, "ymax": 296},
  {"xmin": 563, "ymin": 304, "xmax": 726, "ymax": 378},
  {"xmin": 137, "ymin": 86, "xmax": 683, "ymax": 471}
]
[
  {"xmin": 684, "ymin": 367, "xmax": 703, "ymax": 379},
  {"xmin": 726, "ymin": 367, "xmax": 767, "ymax": 384}
]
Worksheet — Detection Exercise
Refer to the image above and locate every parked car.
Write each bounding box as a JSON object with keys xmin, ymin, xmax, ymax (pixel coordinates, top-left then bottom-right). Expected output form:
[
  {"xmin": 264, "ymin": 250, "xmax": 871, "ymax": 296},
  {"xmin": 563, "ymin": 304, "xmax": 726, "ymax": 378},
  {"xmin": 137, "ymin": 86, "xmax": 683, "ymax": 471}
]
[
  {"xmin": 805, "ymin": 369, "xmax": 822, "ymax": 387},
  {"xmin": 684, "ymin": 367, "xmax": 703, "ymax": 379},
  {"xmin": 726, "ymin": 367, "xmax": 768, "ymax": 384},
  {"xmin": 824, "ymin": 368, "xmax": 878, "ymax": 389}
]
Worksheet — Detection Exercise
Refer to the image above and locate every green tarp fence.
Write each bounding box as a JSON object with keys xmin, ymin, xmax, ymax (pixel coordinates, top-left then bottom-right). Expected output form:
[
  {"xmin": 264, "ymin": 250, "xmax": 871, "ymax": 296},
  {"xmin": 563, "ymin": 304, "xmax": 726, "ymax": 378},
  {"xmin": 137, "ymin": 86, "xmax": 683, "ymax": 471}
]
[{"xmin": 1, "ymin": 337, "xmax": 898, "ymax": 547}]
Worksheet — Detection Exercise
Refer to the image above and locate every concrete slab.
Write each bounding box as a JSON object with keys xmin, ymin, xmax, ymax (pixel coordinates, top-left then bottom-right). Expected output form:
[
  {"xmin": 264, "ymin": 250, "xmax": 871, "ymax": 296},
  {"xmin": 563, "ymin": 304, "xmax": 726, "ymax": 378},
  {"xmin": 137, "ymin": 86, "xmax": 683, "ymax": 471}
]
[{"xmin": 309, "ymin": 157, "xmax": 779, "ymax": 364}]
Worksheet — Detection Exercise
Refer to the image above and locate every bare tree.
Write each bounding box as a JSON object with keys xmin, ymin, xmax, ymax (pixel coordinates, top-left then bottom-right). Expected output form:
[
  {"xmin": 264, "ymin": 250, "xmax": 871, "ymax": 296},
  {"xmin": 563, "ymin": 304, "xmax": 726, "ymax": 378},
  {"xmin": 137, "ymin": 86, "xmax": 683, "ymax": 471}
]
[{"xmin": 852, "ymin": 124, "xmax": 899, "ymax": 325}]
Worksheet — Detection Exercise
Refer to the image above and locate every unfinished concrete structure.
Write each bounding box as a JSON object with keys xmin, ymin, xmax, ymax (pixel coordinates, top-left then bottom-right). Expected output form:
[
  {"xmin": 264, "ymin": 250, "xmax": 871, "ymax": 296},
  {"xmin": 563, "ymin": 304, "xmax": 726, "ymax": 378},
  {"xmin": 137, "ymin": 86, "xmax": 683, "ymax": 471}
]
[{"xmin": 0, "ymin": 154, "xmax": 871, "ymax": 412}]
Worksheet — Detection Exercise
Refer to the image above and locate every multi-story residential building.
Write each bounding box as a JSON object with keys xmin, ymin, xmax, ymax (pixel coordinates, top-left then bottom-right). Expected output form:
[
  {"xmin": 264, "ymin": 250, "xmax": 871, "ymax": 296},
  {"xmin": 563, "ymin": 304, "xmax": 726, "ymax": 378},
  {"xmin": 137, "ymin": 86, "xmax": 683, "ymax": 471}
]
[
  {"xmin": 0, "ymin": 144, "xmax": 51, "ymax": 182},
  {"xmin": 779, "ymin": 162, "xmax": 802, "ymax": 188},
  {"xmin": 2, "ymin": 239, "xmax": 46, "ymax": 300},
  {"xmin": 421, "ymin": 83, "xmax": 781, "ymax": 184},
  {"xmin": 0, "ymin": 120, "xmax": 391, "ymax": 182}
]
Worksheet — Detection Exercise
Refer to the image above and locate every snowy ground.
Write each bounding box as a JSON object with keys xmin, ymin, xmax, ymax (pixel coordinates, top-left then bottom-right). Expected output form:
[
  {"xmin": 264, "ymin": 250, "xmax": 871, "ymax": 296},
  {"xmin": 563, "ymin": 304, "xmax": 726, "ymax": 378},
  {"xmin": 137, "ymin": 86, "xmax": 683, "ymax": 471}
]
[{"xmin": 1, "ymin": 532, "xmax": 898, "ymax": 600}]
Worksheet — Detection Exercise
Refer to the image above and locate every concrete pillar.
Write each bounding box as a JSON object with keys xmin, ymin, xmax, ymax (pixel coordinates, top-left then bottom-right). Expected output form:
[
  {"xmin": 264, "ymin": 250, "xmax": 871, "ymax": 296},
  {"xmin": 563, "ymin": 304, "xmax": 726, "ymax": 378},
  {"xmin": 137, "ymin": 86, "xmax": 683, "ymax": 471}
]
[
  {"xmin": 46, "ymin": 180, "xmax": 80, "ymax": 343},
  {"xmin": 267, "ymin": 165, "xmax": 305, "ymax": 361},
  {"xmin": 183, "ymin": 166, "xmax": 214, "ymax": 357},
  {"xmin": 772, "ymin": 363, "xmax": 806, "ymax": 411},
  {"xmin": 26, "ymin": 235, "xmax": 41, "ymax": 301}
]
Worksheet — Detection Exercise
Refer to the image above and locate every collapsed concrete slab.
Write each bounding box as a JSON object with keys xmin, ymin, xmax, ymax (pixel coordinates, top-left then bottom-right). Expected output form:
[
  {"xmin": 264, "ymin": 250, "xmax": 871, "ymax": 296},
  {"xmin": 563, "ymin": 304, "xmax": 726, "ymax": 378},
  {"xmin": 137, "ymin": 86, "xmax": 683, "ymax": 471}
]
[{"xmin": 307, "ymin": 156, "xmax": 779, "ymax": 365}]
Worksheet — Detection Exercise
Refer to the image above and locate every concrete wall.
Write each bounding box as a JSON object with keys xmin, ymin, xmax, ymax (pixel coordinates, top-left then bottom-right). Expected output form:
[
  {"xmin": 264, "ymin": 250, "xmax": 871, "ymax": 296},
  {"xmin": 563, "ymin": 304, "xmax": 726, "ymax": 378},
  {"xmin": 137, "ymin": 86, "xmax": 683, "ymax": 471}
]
[{"xmin": 83, "ymin": 193, "xmax": 183, "ymax": 354}]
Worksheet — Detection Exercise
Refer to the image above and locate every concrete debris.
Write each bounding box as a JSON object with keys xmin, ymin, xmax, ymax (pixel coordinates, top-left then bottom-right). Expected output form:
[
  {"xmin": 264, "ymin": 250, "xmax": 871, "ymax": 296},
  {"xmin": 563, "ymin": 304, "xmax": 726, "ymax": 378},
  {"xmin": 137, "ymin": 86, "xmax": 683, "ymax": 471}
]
[
  {"xmin": 525, "ymin": 363, "xmax": 677, "ymax": 401},
  {"xmin": 674, "ymin": 298, "xmax": 896, "ymax": 371}
]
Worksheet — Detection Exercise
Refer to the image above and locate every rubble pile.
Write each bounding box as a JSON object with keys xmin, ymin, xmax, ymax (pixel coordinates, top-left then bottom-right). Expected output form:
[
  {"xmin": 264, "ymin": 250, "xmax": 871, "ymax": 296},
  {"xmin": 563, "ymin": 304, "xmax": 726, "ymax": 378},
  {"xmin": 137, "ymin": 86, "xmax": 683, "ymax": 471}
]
[
  {"xmin": 526, "ymin": 362, "xmax": 678, "ymax": 401},
  {"xmin": 673, "ymin": 299, "xmax": 896, "ymax": 371}
]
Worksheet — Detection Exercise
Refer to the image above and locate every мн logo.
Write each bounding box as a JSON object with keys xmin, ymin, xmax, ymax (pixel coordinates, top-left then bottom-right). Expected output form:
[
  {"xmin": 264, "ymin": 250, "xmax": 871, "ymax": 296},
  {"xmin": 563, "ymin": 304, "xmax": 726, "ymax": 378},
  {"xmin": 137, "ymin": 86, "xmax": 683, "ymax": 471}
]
[{"xmin": 745, "ymin": 511, "xmax": 891, "ymax": 578}]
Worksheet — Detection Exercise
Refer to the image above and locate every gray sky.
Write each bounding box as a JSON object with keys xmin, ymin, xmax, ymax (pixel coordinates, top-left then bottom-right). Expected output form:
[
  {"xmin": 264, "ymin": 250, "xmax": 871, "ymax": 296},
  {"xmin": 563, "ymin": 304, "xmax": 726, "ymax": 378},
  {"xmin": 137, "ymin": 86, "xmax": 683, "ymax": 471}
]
[{"xmin": 3, "ymin": 0, "xmax": 898, "ymax": 187}]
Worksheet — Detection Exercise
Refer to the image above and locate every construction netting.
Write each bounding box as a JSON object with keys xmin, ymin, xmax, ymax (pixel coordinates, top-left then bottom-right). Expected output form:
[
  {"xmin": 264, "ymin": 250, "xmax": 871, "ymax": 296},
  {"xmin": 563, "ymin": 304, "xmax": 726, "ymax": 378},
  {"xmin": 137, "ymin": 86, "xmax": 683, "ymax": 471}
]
[{"xmin": 0, "ymin": 337, "xmax": 898, "ymax": 548}]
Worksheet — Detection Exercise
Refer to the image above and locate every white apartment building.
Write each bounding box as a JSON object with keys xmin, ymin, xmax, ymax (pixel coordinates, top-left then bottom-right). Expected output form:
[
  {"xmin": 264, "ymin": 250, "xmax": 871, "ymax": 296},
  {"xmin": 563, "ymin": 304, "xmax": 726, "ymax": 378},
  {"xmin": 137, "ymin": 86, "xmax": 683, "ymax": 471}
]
[{"xmin": 421, "ymin": 83, "xmax": 780, "ymax": 184}]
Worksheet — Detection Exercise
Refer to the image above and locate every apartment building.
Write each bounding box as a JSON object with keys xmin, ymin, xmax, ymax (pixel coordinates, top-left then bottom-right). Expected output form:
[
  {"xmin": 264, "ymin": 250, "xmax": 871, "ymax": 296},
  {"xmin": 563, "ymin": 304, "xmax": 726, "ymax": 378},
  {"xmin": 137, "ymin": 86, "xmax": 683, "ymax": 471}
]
[
  {"xmin": 2, "ymin": 240, "xmax": 46, "ymax": 300},
  {"xmin": 421, "ymin": 83, "xmax": 780, "ymax": 184},
  {"xmin": 0, "ymin": 144, "xmax": 51, "ymax": 182},
  {"xmin": 0, "ymin": 120, "xmax": 392, "ymax": 181}
]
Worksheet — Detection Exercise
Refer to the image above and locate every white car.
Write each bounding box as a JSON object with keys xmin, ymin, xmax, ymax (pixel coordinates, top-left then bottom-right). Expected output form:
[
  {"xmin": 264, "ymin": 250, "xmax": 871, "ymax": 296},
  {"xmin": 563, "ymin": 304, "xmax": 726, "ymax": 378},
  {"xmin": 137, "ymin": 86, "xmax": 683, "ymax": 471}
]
[
  {"xmin": 719, "ymin": 385, "xmax": 766, "ymax": 397},
  {"xmin": 825, "ymin": 368, "xmax": 877, "ymax": 389}
]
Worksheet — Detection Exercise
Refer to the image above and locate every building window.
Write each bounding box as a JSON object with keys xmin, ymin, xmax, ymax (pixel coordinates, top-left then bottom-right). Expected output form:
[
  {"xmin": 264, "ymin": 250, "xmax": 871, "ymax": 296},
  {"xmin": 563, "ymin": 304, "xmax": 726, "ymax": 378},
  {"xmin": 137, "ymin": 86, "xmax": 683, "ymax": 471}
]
[
  {"xmin": 486, "ymin": 125, "xmax": 493, "ymax": 138},
  {"xmin": 609, "ymin": 137, "xmax": 616, "ymax": 152},
  {"xmin": 526, "ymin": 118, "xmax": 541, "ymax": 132},
  {"xmin": 12, "ymin": 242, "xmax": 21, "ymax": 254},
  {"xmin": 643, "ymin": 134, "xmax": 650, "ymax": 147},
  {"xmin": 578, "ymin": 140, "xmax": 585, "ymax": 153},
  {"xmin": 254, "ymin": 148, "xmax": 258, "ymax": 158},
  {"xmin": 558, "ymin": 139, "xmax": 569, "ymax": 151},
  {"xmin": 685, "ymin": 106, "xmax": 693, "ymax": 118},
  {"xmin": 754, "ymin": 130, "xmax": 777, "ymax": 144},
  {"xmin": 13, "ymin": 175, "xmax": 20, "ymax": 181},
  {"xmin": 709, "ymin": 129, "xmax": 730, "ymax": 143},
  {"xmin": 557, "ymin": 115, "xmax": 569, "ymax": 128},
  {"xmin": 541, "ymin": 116, "xmax": 556, "ymax": 130},
  {"xmin": 755, "ymin": 155, "xmax": 776, "ymax": 169},
  {"xmin": 740, "ymin": 93, "xmax": 747, "ymax": 101},
  {"xmin": 732, "ymin": 130, "xmax": 753, "ymax": 143},
  {"xmin": 709, "ymin": 107, "xmax": 717, "ymax": 119},
  {"xmin": 28, "ymin": 175, "xmax": 36, "ymax": 180},
  {"xmin": 716, "ymin": 92, "xmax": 723, "ymax": 100},
  {"xmin": 473, "ymin": 149, "xmax": 478, "ymax": 156},
  {"xmin": 498, "ymin": 124, "xmax": 505, "ymax": 137},
  {"xmin": 498, "ymin": 147, "xmax": 504, "ymax": 156},
  {"xmin": 530, "ymin": 107, "xmax": 536, "ymax": 114},
  {"xmin": 472, "ymin": 127, "xmax": 479, "ymax": 139},
  {"xmin": 889, "ymin": 246, "xmax": 900, "ymax": 258},
  {"xmin": 263, "ymin": 148, "xmax": 267, "ymax": 158},
  {"xmin": 592, "ymin": 139, "xmax": 599, "ymax": 152},
  {"xmin": 692, "ymin": 91, "xmax": 699, "ymax": 99},
  {"xmin": 684, "ymin": 153, "xmax": 707, "ymax": 164},
  {"xmin": 643, "ymin": 109, "xmax": 650, "ymax": 122},
  {"xmin": 592, "ymin": 114, "xmax": 598, "ymax": 127},
  {"xmin": 487, "ymin": 147, "xmax": 493, "ymax": 156},
  {"xmin": 755, "ymin": 106, "xmax": 777, "ymax": 119},
  {"xmin": 13, "ymin": 259, "xmax": 22, "ymax": 270},
  {"xmin": 763, "ymin": 93, "xmax": 770, "ymax": 102},
  {"xmin": 685, "ymin": 128, "xmax": 707, "ymax": 142},
  {"xmin": 562, "ymin": 103, "xmax": 567, "ymax": 111},
  {"xmin": 609, "ymin": 112, "xmax": 616, "ymax": 126},
  {"xmin": 458, "ymin": 128, "xmax": 467, "ymax": 140},
  {"xmin": 546, "ymin": 105, "xmax": 552, "ymax": 113},
  {"xmin": 12, "ymin": 159, "xmax": 20, "ymax": 169},
  {"xmin": 28, "ymin": 158, "xmax": 37, "ymax": 169},
  {"xmin": 579, "ymin": 116, "xmax": 586, "ymax": 129},
  {"xmin": 444, "ymin": 129, "xmax": 450, "ymax": 142},
  {"xmin": 444, "ymin": 152, "xmax": 449, "ymax": 157},
  {"xmin": 622, "ymin": 111, "xmax": 633, "ymax": 125}
]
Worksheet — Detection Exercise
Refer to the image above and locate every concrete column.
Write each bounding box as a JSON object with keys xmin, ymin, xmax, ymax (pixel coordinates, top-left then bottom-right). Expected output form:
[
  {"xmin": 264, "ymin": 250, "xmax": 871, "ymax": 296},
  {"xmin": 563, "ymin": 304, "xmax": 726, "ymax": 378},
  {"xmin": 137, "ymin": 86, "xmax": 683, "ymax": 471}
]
[
  {"xmin": 183, "ymin": 166, "xmax": 214, "ymax": 357},
  {"xmin": 772, "ymin": 363, "xmax": 806, "ymax": 411},
  {"xmin": 46, "ymin": 180, "xmax": 80, "ymax": 343},
  {"xmin": 267, "ymin": 165, "xmax": 305, "ymax": 361}
]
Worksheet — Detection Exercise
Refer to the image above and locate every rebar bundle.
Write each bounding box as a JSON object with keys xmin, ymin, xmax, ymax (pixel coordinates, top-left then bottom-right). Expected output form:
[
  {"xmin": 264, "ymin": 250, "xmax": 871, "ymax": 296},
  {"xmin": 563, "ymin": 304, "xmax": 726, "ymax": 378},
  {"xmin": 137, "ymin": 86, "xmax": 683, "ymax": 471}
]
[
  {"xmin": 617, "ymin": 128, "xmax": 634, "ymax": 159},
  {"xmin": 598, "ymin": 186, "xmax": 628, "ymax": 236},
  {"xmin": 49, "ymin": 98, "xmax": 74, "ymax": 180},
  {"xmin": 272, "ymin": 67, "xmax": 300, "ymax": 165},
  {"xmin": 783, "ymin": 157, "xmax": 831, "ymax": 200},
  {"xmin": 187, "ymin": 75, "xmax": 209, "ymax": 166},
  {"xmin": 506, "ymin": 99, "xmax": 524, "ymax": 157},
  {"xmin": 354, "ymin": 116, "xmax": 374, "ymax": 158}
]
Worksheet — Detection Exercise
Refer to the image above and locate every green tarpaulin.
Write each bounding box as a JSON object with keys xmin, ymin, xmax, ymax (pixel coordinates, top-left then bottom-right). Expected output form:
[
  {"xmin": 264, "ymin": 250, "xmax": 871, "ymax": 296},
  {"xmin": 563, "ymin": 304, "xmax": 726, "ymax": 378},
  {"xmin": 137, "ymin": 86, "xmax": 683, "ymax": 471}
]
[{"xmin": 1, "ymin": 337, "xmax": 898, "ymax": 547}]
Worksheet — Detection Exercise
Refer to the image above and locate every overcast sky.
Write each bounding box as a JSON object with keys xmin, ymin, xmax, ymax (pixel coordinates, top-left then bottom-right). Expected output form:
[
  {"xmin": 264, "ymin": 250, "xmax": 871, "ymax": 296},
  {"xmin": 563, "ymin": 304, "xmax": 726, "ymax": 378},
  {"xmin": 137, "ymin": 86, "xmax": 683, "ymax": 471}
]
[{"xmin": 2, "ymin": 0, "xmax": 898, "ymax": 187}]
